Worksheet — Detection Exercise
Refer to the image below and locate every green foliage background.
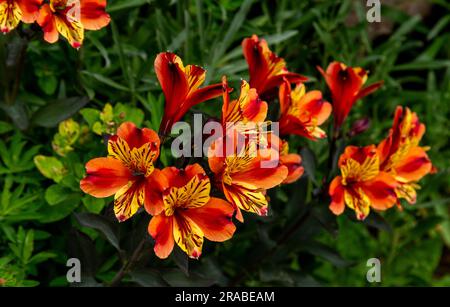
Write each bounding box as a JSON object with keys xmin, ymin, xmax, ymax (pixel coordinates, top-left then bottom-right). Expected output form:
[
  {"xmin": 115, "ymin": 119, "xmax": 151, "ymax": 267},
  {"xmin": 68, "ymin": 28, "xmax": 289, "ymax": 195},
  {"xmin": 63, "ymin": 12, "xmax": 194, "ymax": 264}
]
[{"xmin": 0, "ymin": 0, "xmax": 449, "ymax": 286}]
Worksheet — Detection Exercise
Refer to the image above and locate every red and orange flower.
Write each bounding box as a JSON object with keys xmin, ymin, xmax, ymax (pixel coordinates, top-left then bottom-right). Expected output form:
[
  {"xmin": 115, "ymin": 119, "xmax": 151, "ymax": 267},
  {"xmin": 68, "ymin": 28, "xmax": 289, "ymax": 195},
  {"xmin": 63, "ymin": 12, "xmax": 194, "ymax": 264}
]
[
  {"xmin": 37, "ymin": 0, "xmax": 110, "ymax": 48},
  {"xmin": 221, "ymin": 76, "xmax": 268, "ymax": 127},
  {"xmin": 242, "ymin": 35, "xmax": 307, "ymax": 97},
  {"xmin": 155, "ymin": 52, "xmax": 225, "ymax": 136},
  {"xmin": 148, "ymin": 164, "xmax": 236, "ymax": 259},
  {"xmin": 279, "ymin": 79, "xmax": 332, "ymax": 140},
  {"xmin": 377, "ymin": 106, "xmax": 433, "ymax": 204},
  {"xmin": 208, "ymin": 132, "xmax": 288, "ymax": 222},
  {"xmin": 317, "ymin": 61, "xmax": 383, "ymax": 129},
  {"xmin": 329, "ymin": 145, "xmax": 398, "ymax": 220},
  {"xmin": 279, "ymin": 140, "xmax": 304, "ymax": 184},
  {"xmin": 80, "ymin": 122, "xmax": 162, "ymax": 222},
  {"xmin": 0, "ymin": 0, "xmax": 42, "ymax": 33}
]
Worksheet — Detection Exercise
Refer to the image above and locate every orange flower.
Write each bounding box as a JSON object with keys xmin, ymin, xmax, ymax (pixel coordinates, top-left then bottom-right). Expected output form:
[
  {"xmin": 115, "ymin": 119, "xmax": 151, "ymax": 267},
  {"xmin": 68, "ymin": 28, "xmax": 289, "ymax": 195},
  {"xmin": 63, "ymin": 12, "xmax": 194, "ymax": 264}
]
[
  {"xmin": 155, "ymin": 52, "xmax": 225, "ymax": 136},
  {"xmin": 377, "ymin": 106, "xmax": 433, "ymax": 204},
  {"xmin": 221, "ymin": 76, "xmax": 267, "ymax": 126},
  {"xmin": 279, "ymin": 140, "xmax": 304, "ymax": 184},
  {"xmin": 37, "ymin": 0, "xmax": 110, "ymax": 48},
  {"xmin": 80, "ymin": 122, "xmax": 162, "ymax": 222},
  {"xmin": 317, "ymin": 61, "xmax": 383, "ymax": 129},
  {"xmin": 242, "ymin": 34, "xmax": 307, "ymax": 97},
  {"xmin": 208, "ymin": 132, "xmax": 288, "ymax": 222},
  {"xmin": 279, "ymin": 79, "xmax": 332, "ymax": 140},
  {"xmin": 329, "ymin": 145, "xmax": 398, "ymax": 220},
  {"xmin": 0, "ymin": 0, "xmax": 42, "ymax": 33},
  {"xmin": 148, "ymin": 164, "xmax": 236, "ymax": 259}
]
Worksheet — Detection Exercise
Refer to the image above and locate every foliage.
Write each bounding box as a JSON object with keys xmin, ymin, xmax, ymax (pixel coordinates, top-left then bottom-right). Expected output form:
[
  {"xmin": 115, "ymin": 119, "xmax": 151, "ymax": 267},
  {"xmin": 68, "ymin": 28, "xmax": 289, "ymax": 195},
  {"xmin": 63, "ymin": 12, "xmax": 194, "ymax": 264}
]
[{"xmin": 0, "ymin": 0, "xmax": 449, "ymax": 287}]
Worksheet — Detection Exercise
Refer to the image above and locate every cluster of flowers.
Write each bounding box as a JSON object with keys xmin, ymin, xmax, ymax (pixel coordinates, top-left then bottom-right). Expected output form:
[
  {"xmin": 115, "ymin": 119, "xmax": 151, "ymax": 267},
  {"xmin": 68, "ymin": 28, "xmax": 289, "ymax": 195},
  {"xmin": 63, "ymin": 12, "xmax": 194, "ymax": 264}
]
[
  {"xmin": 78, "ymin": 33, "xmax": 434, "ymax": 259},
  {"xmin": 329, "ymin": 106, "xmax": 434, "ymax": 220},
  {"xmin": 0, "ymin": 0, "xmax": 110, "ymax": 48}
]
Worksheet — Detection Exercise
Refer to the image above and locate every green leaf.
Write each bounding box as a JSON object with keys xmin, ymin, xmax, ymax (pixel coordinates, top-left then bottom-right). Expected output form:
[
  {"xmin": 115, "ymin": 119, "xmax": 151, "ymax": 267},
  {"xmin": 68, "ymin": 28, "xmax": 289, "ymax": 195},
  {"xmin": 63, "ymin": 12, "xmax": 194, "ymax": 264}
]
[
  {"xmin": 0, "ymin": 121, "xmax": 13, "ymax": 134},
  {"xmin": 300, "ymin": 147, "xmax": 317, "ymax": 185},
  {"xmin": 130, "ymin": 269, "xmax": 168, "ymax": 287},
  {"xmin": 32, "ymin": 97, "xmax": 89, "ymax": 128},
  {"xmin": 29, "ymin": 252, "xmax": 57, "ymax": 265},
  {"xmin": 107, "ymin": 0, "xmax": 152, "ymax": 12},
  {"xmin": 75, "ymin": 213, "xmax": 120, "ymax": 251},
  {"xmin": 170, "ymin": 246, "xmax": 189, "ymax": 276},
  {"xmin": 38, "ymin": 75, "xmax": 58, "ymax": 95},
  {"xmin": 82, "ymin": 195, "xmax": 106, "ymax": 214},
  {"xmin": 33, "ymin": 155, "xmax": 66, "ymax": 183},
  {"xmin": 37, "ymin": 198, "xmax": 80, "ymax": 223},
  {"xmin": 44, "ymin": 184, "xmax": 71, "ymax": 206},
  {"xmin": 81, "ymin": 71, "xmax": 130, "ymax": 92},
  {"xmin": 302, "ymin": 241, "xmax": 353, "ymax": 268},
  {"xmin": 22, "ymin": 229, "xmax": 34, "ymax": 264},
  {"xmin": 80, "ymin": 108, "xmax": 100, "ymax": 128}
]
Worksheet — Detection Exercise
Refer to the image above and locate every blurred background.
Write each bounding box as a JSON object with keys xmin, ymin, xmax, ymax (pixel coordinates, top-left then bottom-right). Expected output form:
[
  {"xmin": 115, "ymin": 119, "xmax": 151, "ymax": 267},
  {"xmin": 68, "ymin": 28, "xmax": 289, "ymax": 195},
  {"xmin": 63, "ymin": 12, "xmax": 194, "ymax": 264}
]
[{"xmin": 0, "ymin": 0, "xmax": 449, "ymax": 286}]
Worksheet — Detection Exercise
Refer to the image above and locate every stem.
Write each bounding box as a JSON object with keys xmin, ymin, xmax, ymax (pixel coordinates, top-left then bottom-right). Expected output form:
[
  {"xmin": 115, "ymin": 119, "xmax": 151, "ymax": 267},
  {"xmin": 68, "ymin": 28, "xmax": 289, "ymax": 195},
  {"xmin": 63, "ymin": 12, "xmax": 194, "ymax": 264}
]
[
  {"xmin": 327, "ymin": 127, "xmax": 340, "ymax": 178},
  {"xmin": 109, "ymin": 238, "xmax": 147, "ymax": 287}
]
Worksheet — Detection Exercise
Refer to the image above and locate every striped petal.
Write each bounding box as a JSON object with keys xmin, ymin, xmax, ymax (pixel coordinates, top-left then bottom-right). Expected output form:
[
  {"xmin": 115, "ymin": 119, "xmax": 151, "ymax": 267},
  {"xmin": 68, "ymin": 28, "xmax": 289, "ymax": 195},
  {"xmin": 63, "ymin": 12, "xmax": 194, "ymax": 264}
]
[
  {"xmin": 0, "ymin": 0, "xmax": 22, "ymax": 33},
  {"xmin": 173, "ymin": 214, "xmax": 204, "ymax": 259},
  {"xmin": 114, "ymin": 179, "xmax": 145, "ymax": 222},
  {"xmin": 223, "ymin": 183, "xmax": 268, "ymax": 222}
]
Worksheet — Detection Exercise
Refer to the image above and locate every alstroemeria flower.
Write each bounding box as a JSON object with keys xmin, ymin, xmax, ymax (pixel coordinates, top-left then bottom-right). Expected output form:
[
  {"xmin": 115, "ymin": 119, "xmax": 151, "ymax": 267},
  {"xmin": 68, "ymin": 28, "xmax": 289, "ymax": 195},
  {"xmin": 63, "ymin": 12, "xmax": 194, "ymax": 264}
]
[
  {"xmin": 0, "ymin": 0, "xmax": 42, "ymax": 33},
  {"xmin": 221, "ymin": 76, "xmax": 267, "ymax": 126},
  {"xmin": 80, "ymin": 122, "xmax": 162, "ymax": 222},
  {"xmin": 148, "ymin": 164, "xmax": 236, "ymax": 259},
  {"xmin": 329, "ymin": 145, "xmax": 398, "ymax": 220},
  {"xmin": 317, "ymin": 61, "xmax": 383, "ymax": 129},
  {"xmin": 155, "ymin": 52, "xmax": 224, "ymax": 136},
  {"xmin": 279, "ymin": 140, "xmax": 304, "ymax": 184},
  {"xmin": 242, "ymin": 34, "xmax": 307, "ymax": 97},
  {"xmin": 279, "ymin": 79, "xmax": 332, "ymax": 140},
  {"xmin": 37, "ymin": 0, "xmax": 110, "ymax": 48},
  {"xmin": 377, "ymin": 106, "xmax": 433, "ymax": 204},
  {"xmin": 208, "ymin": 132, "xmax": 288, "ymax": 222}
]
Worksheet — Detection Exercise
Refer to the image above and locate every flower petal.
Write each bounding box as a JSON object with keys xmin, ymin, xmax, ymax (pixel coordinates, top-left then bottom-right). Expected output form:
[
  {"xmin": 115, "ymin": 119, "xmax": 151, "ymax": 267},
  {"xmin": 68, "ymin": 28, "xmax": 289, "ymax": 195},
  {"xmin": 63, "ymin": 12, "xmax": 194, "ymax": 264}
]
[
  {"xmin": 161, "ymin": 163, "xmax": 207, "ymax": 189},
  {"xmin": 114, "ymin": 179, "xmax": 145, "ymax": 222},
  {"xmin": 164, "ymin": 172, "xmax": 211, "ymax": 211},
  {"xmin": 223, "ymin": 183, "xmax": 268, "ymax": 222},
  {"xmin": 154, "ymin": 52, "xmax": 188, "ymax": 132},
  {"xmin": 231, "ymin": 162, "xmax": 288, "ymax": 190},
  {"xmin": 173, "ymin": 214, "xmax": 204, "ymax": 259},
  {"xmin": 329, "ymin": 177, "xmax": 345, "ymax": 216},
  {"xmin": 361, "ymin": 172, "xmax": 398, "ymax": 211},
  {"xmin": 148, "ymin": 214, "xmax": 174, "ymax": 259},
  {"xmin": 183, "ymin": 197, "xmax": 235, "ymax": 242},
  {"xmin": 16, "ymin": 0, "xmax": 42, "ymax": 23},
  {"xmin": 80, "ymin": 0, "xmax": 110, "ymax": 30},
  {"xmin": 280, "ymin": 153, "xmax": 304, "ymax": 184},
  {"xmin": 144, "ymin": 169, "xmax": 168, "ymax": 216},
  {"xmin": 80, "ymin": 157, "xmax": 132, "ymax": 198},
  {"xmin": 37, "ymin": 4, "xmax": 59, "ymax": 43},
  {"xmin": 54, "ymin": 12, "xmax": 84, "ymax": 48},
  {"xmin": 0, "ymin": 0, "xmax": 22, "ymax": 33},
  {"xmin": 116, "ymin": 122, "xmax": 160, "ymax": 150},
  {"xmin": 394, "ymin": 147, "xmax": 432, "ymax": 182}
]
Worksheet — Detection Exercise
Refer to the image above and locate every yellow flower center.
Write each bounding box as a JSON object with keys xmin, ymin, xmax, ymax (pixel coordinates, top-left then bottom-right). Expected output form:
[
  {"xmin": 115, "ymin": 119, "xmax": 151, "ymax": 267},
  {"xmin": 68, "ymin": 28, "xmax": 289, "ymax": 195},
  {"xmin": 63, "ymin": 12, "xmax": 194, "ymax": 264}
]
[
  {"xmin": 163, "ymin": 174, "xmax": 210, "ymax": 216},
  {"xmin": 223, "ymin": 146, "xmax": 255, "ymax": 185},
  {"xmin": 341, "ymin": 155, "xmax": 379, "ymax": 186}
]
